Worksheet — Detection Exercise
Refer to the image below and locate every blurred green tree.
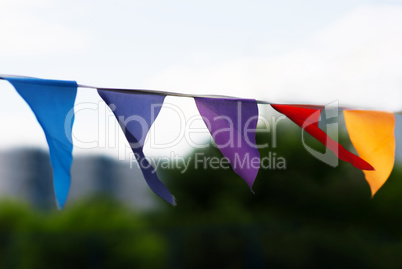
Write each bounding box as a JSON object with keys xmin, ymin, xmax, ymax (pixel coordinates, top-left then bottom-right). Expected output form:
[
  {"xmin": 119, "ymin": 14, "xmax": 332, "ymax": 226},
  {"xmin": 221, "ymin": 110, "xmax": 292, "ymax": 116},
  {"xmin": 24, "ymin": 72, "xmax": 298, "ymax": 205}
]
[{"xmin": 1, "ymin": 120, "xmax": 402, "ymax": 268}]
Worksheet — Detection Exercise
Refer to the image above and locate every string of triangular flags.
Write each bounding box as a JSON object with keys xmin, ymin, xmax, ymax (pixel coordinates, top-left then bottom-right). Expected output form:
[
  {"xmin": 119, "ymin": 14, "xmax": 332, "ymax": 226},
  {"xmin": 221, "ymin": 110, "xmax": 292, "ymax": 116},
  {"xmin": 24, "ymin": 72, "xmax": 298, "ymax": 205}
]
[{"xmin": 0, "ymin": 76, "xmax": 396, "ymax": 209}]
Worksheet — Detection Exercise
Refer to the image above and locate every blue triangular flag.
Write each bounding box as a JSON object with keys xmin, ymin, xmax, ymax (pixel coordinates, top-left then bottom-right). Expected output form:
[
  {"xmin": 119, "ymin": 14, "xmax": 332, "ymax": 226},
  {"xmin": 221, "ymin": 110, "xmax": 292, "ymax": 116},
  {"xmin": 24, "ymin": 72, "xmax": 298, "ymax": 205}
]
[
  {"xmin": 5, "ymin": 77, "xmax": 77, "ymax": 209},
  {"xmin": 98, "ymin": 90, "xmax": 175, "ymax": 205}
]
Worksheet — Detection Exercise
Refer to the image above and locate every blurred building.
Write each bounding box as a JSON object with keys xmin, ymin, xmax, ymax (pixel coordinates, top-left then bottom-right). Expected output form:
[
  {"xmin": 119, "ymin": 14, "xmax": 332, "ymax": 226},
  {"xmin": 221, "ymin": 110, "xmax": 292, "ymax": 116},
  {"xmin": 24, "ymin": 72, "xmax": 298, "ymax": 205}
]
[
  {"xmin": 0, "ymin": 148, "xmax": 156, "ymax": 210},
  {"xmin": 0, "ymin": 149, "xmax": 54, "ymax": 208},
  {"xmin": 396, "ymin": 115, "xmax": 402, "ymax": 162}
]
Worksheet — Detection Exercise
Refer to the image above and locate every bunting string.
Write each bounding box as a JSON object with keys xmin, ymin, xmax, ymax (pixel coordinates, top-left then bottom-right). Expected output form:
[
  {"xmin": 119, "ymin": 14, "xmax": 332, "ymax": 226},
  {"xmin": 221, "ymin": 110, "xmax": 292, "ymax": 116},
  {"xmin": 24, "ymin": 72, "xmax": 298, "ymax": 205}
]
[
  {"xmin": 0, "ymin": 74, "xmax": 399, "ymax": 208},
  {"xmin": 4, "ymin": 74, "xmax": 402, "ymax": 112}
]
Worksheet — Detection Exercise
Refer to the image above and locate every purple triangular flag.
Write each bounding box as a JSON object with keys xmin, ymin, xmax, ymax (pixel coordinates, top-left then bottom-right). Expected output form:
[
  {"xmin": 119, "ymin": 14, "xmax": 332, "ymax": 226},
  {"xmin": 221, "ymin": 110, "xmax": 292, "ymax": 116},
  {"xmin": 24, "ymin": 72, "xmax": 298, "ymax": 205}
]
[
  {"xmin": 194, "ymin": 97, "xmax": 260, "ymax": 190},
  {"xmin": 98, "ymin": 90, "xmax": 175, "ymax": 205}
]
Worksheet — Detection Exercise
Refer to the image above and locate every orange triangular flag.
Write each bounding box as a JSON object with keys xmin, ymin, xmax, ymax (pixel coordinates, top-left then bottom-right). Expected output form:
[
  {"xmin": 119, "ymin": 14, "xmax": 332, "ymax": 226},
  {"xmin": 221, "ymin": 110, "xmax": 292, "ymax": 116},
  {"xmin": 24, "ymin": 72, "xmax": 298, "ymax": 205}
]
[{"xmin": 344, "ymin": 110, "xmax": 395, "ymax": 196}]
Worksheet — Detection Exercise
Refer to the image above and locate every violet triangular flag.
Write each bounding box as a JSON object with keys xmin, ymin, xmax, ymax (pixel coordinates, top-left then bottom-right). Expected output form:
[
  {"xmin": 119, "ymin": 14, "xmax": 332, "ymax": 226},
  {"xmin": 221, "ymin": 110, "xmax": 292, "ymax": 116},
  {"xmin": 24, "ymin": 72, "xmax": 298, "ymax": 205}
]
[
  {"xmin": 194, "ymin": 97, "xmax": 260, "ymax": 190},
  {"xmin": 5, "ymin": 77, "xmax": 77, "ymax": 209},
  {"xmin": 97, "ymin": 90, "xmax": 175, "ymax": 205}
]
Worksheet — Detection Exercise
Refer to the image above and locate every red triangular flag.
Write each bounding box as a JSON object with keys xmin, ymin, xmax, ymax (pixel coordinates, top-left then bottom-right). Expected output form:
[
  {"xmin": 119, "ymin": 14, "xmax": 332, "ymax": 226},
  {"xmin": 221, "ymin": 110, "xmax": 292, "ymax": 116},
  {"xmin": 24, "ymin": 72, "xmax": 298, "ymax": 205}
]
[{"xmin": 271, "ymin": 104, "xmax": 373, "ymax": 170}]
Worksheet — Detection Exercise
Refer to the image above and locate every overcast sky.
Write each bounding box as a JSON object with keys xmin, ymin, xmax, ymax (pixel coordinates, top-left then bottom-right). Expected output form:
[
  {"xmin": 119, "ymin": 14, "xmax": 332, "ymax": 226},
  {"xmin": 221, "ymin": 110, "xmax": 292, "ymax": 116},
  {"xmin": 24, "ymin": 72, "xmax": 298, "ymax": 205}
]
[{"xmin": 0, "ymin": 0, "xmax": 401, "ymax": 159}]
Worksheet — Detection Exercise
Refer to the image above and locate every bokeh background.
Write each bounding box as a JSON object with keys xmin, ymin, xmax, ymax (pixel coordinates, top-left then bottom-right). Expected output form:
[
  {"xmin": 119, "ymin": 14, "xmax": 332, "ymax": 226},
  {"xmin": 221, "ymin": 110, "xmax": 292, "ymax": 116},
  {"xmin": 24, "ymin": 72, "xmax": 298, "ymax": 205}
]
[{"xmin": 1, "ymin": 0, "xmax": 402, "ymax": 268}]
